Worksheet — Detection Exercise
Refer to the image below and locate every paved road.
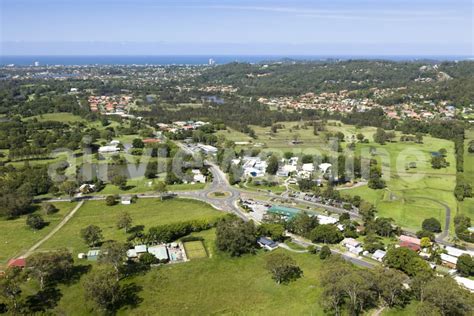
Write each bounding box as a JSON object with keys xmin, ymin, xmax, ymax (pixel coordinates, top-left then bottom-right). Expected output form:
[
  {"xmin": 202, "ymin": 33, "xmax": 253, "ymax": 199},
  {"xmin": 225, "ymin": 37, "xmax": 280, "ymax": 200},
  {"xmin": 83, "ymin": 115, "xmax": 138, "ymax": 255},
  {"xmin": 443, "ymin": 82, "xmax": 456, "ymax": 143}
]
[
  {"xmin": 30, "ymin": 143, "xmax": 468, "ymax": 262},
  {"xmin": 286, "ymin": 233, "xmax": 376, "ymax": 268},
  {"xmin": 412, "ymin": 196, "xmax": 451, "ymax": 241}
]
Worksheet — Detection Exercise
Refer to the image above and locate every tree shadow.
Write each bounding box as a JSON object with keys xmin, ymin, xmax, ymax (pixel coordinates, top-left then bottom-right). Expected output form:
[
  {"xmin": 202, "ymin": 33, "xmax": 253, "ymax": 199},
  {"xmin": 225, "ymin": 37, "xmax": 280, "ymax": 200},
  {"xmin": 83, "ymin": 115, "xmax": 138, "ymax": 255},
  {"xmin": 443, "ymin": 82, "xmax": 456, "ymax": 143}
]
[
  {"xmin": 62, "ymin": 264, "xmax": 92, "ymax": 285},
  {"xmin": 118, "ymin": 283, "xmax": 143, "ymax": 310},
  {"xmin": 121, "ymin": 261, "xmax": 150, "ymax": 278},
  {"xmin": 24, "ymin": 287, "xmax": 62, "ymax": 313}
]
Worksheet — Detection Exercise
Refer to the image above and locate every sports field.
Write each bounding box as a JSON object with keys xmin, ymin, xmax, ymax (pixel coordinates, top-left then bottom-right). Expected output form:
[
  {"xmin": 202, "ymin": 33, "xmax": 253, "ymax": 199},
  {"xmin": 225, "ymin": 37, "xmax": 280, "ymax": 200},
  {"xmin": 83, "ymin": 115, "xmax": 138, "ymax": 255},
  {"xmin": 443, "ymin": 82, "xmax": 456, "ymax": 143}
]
[{"xmin": 183, "ymin": 240, "xmax": 208, "ymax": 259}]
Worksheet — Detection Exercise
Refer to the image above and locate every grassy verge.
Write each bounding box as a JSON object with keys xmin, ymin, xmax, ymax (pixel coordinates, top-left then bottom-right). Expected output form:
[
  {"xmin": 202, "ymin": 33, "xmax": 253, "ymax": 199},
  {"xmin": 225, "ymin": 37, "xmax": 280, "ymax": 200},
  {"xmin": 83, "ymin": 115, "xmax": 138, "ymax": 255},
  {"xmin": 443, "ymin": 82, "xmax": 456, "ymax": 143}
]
[
  {"xmin": 37, "ymin": 198, "xmax": 224, "ymax": 256},
  {"xmin": 0, "ymin": 202, "xmax": 78, "ymax": 266}
]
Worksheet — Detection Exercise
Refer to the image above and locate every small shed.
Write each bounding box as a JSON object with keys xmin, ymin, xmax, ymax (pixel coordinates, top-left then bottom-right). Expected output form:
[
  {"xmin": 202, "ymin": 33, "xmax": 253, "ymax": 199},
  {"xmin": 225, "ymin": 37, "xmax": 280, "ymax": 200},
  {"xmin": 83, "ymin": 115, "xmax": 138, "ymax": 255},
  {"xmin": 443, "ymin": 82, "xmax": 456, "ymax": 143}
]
[
  {"xmin": 7, "ymin": 258, "xmax": 26, "ymax": 268},
  {"xmin": 127, "ymin": 249, "xmax": 138, "ymax": 259},
  {"xmin": 134, "ymin": 245, "xmax": 148, "ymax": 254},
  {"xmin": 257, "ymin": 237, "xmax": 278, "ymax": 251},
  {"xmin": 86, "ymin": 249, "xmax": 100, "ymax": 261}
]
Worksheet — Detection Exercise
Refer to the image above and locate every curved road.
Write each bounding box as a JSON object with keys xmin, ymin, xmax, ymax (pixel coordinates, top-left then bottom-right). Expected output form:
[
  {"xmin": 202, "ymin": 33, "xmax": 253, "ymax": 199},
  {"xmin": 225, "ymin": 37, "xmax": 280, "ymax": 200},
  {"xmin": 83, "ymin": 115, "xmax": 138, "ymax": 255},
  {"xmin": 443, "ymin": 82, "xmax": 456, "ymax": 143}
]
[{"xmin": 412, "ymin": 196, "xmax": 451, "ymax": 242}]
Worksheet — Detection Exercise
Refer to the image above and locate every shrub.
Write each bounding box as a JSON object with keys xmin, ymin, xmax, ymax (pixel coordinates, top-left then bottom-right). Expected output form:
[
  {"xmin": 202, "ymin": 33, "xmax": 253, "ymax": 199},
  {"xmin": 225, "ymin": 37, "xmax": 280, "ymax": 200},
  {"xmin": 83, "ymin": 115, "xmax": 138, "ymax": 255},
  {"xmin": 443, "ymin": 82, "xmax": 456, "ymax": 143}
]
[
  {"xmin": 319, "ymin": 245, "xmax": 331, "ymax": 259},
  {"xmin": 105, "ymin": 195, "xmax": 117, "ymax": 206},
  {"xmin": 422, "ymin": 218, "xmax": 442, "ymax": 233},
  {"xmin": 26, "ymin": 214, "xmax": 46, "ymax": 230}
]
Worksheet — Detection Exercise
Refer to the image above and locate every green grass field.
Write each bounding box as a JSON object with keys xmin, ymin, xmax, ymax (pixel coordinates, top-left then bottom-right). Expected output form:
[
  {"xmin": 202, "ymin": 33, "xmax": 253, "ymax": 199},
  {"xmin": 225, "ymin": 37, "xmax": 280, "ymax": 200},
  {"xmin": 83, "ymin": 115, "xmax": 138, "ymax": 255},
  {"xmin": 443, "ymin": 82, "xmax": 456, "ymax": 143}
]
[
  {"xmin": 222, "ymin": 120, "xmax": 458, "ymax": 231},
  {"xmin": 25, "ymin": 112, "xmax": 86, "ymax": 123},
  {"xmin": 38, "ymin": 198, "xmax": 224, "ymax": 255},
  {"xmin": 217, "ymin": 123, "xmax": 329, "ymax": 155},
  {"xmin": 219, "ymin": 120, "xmax": 459, "ymax": 231},
  {"xmin": 460, "ymin": 129, "xmax": 474, "ymax": 219},
  {"xmin": 97, "ymin": 178, "xmax": 206, "ymax": 195},
  {"xmin": 183, "ymin": 240, "xmax": 208, "ymax": 259},
  {"xmin": 0, "ymin": 202, "xmax": 78, "ymax": 266},
  {"xmin": 39, "ymin": 229, "xmax": 329, "ymax": 315},
  {"xmin": 334, "ymin": 125, "xmax": 457, "ymax": 231}
]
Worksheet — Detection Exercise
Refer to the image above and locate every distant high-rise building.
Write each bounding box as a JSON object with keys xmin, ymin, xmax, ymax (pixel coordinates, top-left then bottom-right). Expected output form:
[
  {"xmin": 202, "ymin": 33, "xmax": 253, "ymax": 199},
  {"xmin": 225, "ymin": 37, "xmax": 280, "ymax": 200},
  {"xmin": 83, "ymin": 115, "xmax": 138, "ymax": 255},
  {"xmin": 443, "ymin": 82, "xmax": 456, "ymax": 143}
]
[
  {"xmin": 208, "ymin": 58, "xmax": 215, "ymax": 66},
  {"xmin": 34, "ymin": 61, "xmax": 40, "ymax": 67}
]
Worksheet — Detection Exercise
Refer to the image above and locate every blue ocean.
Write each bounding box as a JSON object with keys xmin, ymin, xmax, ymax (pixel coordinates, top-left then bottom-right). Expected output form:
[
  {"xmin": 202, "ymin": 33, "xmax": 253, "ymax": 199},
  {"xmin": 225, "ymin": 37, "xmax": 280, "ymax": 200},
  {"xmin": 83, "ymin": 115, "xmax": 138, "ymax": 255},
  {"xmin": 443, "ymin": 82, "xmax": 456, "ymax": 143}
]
[{"xmin": 0, "ymin": 55, "xmax": 470, "ymax": 66}]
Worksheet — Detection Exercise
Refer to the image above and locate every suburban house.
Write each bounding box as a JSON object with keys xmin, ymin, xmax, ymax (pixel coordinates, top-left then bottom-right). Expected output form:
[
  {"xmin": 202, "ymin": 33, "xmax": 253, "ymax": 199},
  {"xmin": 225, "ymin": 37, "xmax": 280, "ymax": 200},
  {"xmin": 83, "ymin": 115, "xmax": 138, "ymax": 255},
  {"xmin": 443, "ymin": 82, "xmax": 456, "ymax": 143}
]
[
  {"xmin": 399, "ymin": 235, "xmax": 421, "ymax": 252},
  {"xmin": 372, "ymin": 249, "xmax": 387, "ymax": 262},
  {"xmin": 317, "ymin": 214, "xmax": 338, "ymax": 225},
  {"xmin": 242, "ymin": 156, "xmax": 267, "ymax": 178},
  {"xmin": 127, "ymin": 245, "xmax": 148, "ymax": 259},
  {"xmin": 98, "ymin": 145, "xmax": 120, "ymax": 154},
  {"xmin": 341, "ymin": 238, "xmax": 364, "ymax": 255},
  {"xmin": 440, "ymin": 246, "xmax": 474, "ymax": 268},
  {"xmin": 148, "ymin": 245, "xmax": 169, "ymax": 261},
  {"xmin": 191, "ymin": 169, "xmax": 206, "ymax": 183},
  {"xmin": 78, "ymin": 183, "xmax": 96, "ymax": 194},
  {"xmin": 197, "ymin": 143, "xmax": 218, "ymax": 155},
  {"xmin": 258, "ymin": 237, "xmax": 279, "ymax": 251},
  {"xmin": 318, "ymin": 163, "xmax": 332, "ymax": 175},
  {"xmin": 440, "ymin": 253, "xmax": 458, "ymax": 268}
]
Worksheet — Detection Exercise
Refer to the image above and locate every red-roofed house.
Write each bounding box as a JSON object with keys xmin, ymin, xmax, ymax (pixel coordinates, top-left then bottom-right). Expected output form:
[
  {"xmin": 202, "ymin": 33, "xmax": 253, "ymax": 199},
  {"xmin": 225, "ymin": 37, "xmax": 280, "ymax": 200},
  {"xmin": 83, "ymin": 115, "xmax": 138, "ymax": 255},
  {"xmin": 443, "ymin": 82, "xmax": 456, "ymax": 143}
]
[
  {"xmin": 399, "ymin": 235, "xmax": 421, "ymax": 245},
  {"xmin": 7, "ymin": 258, "xmax": 26, "ymax": 268},
  {"xmin": 399, "ymin": 241, "xmax": 421, "ymax": 252},
  {"xmin": 143, "ymin": 138, "xmax": 161, "ymax": 144}
]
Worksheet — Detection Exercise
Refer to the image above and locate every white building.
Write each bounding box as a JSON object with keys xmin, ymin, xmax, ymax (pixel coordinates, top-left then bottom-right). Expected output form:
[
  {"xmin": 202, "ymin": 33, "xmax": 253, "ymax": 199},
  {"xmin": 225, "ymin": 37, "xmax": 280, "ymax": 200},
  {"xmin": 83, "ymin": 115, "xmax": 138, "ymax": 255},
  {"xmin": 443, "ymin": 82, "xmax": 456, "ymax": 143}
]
[
  {"xmin": 302, "ymin": 163, "xmax": 315, "ymax": 172},
  {"xmin": 440, "ymin": 253, "xmax": 458, "ymax": 266},
  {"xmin": 317, "ymin": 215, "xmax": 338, "ymax": 225},
  {"xmin": 341, "ymin": 238, "xmax": 363, "ymax": 255},
  {"xmin": 197, "ymin": 144, "xmax": 218, "ymax": 155},
  {"xmin": 318, "ymin": 163, "xmax": 332, "ymax": 174},
  {"xmin": 444, "ymin": 246, "xmax": 474, "ymax": 258},
  {"xmin": 372, "ymin": 249, "xmax": 387, "ymax": 262},
  {"xmin": 148, "ymin": 245, "xmax": 169, "ymax": 261},
  {"xmin": 98, "ymin": 145, "xmax": 120, "ymax": 154},
  {"xmin": 121, "ymin": 196, "xmax": 132, "ymax": 205},
  {"xmin": 191, "ymin": 169, "xmax": 206, "ymax": 183},
  {"xmin": 242, "ymin": 157, "xmax": 267, "ymax": 177}
]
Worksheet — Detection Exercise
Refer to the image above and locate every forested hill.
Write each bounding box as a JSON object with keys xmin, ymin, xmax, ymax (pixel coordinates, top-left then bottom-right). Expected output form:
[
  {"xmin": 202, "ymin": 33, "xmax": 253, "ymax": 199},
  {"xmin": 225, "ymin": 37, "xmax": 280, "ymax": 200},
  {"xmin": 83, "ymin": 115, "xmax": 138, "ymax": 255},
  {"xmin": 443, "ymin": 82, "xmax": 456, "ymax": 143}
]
[{"xmin": 195, "ymin": 60, "xmax": 474, "ymax": 102}]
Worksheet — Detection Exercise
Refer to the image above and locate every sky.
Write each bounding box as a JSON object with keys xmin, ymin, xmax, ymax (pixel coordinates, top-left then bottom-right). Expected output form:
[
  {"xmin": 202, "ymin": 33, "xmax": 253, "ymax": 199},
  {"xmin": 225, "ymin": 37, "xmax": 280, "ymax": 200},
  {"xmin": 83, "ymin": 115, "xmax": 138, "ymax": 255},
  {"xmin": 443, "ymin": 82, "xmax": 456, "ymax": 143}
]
[{"xmin": 0, "ymin": 0, "xmax": 473, "ymax": 56}]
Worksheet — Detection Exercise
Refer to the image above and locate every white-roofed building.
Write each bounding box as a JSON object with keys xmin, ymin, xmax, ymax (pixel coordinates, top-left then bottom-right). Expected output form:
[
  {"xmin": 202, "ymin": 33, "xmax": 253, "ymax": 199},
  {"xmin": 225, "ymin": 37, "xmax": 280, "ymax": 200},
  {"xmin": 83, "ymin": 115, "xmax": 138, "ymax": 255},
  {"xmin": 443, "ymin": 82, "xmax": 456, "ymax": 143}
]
[
  {"xmin": 148, "ymin": 245, "xmax": 169, "ymax": 261},
  {"xmin": 302, "ymin": 163, "xmax": 315, "ymax": 172},
  {"xmin": 319, "ymin": 163, "xmax": 332, "ymax": 174},
  {"xmin": 444, "ymin": 246, "xmax": 474, "ymax": 258},
  {"xmin": 98, "ymin": 145, "xmax": 120, "ymax": 154},
  {"xmin": 135, "ymin": 245, "xmax": 147, "ymax": 254},
  {"xmin": 341, "ymin": 238, "xmax": 361, "ymax": 248},
  {"xmin": 282, "ymin": 164, "xmax": 298, "ymax": 173},
  {"xmin": 372, "ymin": 249, "xmax": 387, "ymax": 262},
  {"xmin": 127, "ymin": 249, "xmax": 138, "ymax": 258},
  {"xmin": 317, "ymin": 215, "xmax": 338, "ymax": 225},
  {"xmin": 440, "ymin": 253, "xmax": 458, "ymax": 268},
  {"xmin": 455, "ymin": 276, "xmax": 474, "ymax": 293}
]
